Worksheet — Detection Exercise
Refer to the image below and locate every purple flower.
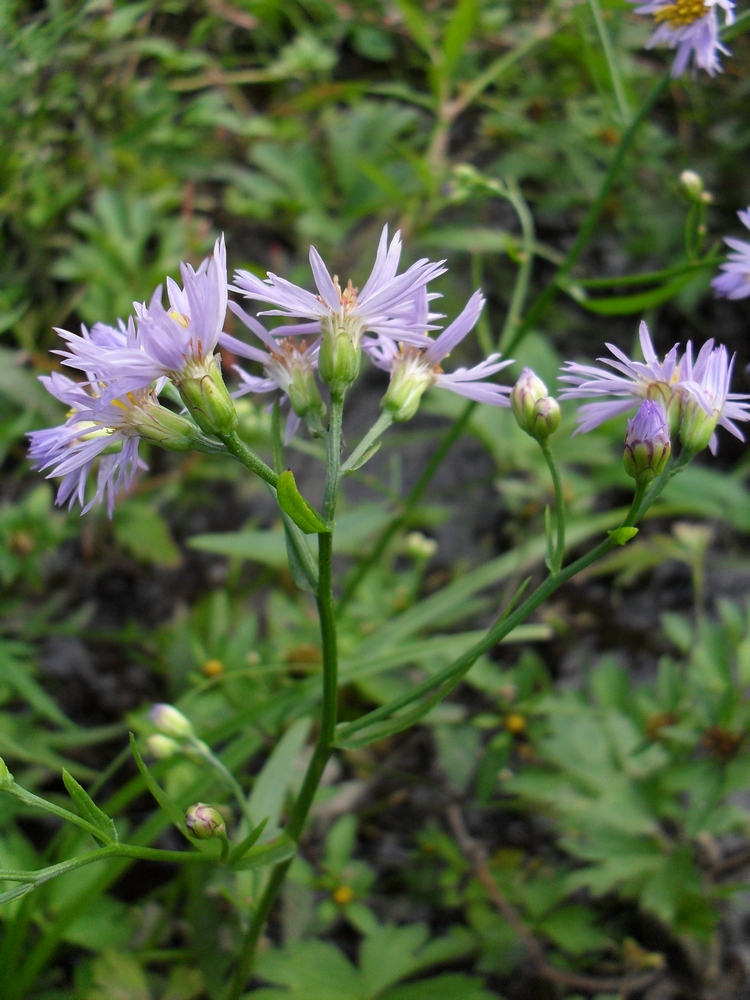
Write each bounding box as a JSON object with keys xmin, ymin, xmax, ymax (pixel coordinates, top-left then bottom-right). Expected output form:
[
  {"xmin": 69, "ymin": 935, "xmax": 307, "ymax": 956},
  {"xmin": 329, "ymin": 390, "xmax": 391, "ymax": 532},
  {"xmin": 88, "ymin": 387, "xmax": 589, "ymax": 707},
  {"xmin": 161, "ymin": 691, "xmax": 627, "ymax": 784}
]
[
  {"xmin": 369, "ymin": 290, "xmax": 514, "ymax": 422},
  {"xmin": 232, "ymin": 226, "xmax": 446, "ymax": 350},
  {"xmin": 27, "ymin": 373, "xmax": 147, "ymax": 516},
  {"xmin": 623, "ymin": 400, "xmax": 671, "ymax": 482},
  {"xmin": 679, "ymin": 340, "xmax": 750, "ymax": 453},
  {"xmin": 221, "ymin": 303, "xmax": 325, "ymax": 442},
  {"xmin": 712, "ymin": 207, "xmax": 750, "ymax": 300},
  {"xmin": 559, "ymin": 321, "xmax": 687, "ymax": 432},
  {"xmin": 57, "ymin": 237, "xmax": 228, "ymax": 392},
  {"xmin": 629, "ymin": 0, "xmax": 734, "ymax": 76}
]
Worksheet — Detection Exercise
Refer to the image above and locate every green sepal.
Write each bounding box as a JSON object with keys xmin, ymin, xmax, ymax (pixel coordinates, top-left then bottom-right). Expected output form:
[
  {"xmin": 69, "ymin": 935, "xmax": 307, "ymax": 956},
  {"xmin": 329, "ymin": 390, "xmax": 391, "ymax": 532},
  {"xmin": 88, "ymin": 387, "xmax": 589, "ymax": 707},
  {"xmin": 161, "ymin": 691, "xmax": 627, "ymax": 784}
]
[
  {"xmin": 608, "ymin": 527, "xmax": 639, "ymax": 545},
  {"xmin": 61, "ymin": 769, "xmax": 118, "ymax": 845},
  {"xmin": 277, "ymin": 469, "xmax": 330, "ymax": 534}
]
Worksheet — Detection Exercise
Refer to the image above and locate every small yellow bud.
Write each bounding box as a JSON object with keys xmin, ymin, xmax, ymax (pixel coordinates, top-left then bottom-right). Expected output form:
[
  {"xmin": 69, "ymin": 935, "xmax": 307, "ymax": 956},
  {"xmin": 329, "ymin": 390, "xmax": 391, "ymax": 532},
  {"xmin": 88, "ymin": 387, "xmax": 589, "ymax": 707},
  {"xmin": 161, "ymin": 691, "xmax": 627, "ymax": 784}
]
[
  {"xmin": 202, "ymin": 658, "xmax": 225, "ymax": 677},
  {"xmin": 505, "ymin": 713, "xmax": 526, "ymax": 735}
]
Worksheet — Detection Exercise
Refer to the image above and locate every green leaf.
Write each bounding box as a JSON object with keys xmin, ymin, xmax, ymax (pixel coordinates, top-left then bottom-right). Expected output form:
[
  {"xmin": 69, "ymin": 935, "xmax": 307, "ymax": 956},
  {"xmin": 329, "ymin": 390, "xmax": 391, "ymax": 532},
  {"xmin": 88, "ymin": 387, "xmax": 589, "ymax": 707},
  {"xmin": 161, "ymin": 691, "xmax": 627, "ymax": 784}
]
[
  {"xmin": 276, "ymin": 469, "xmax": 329, "ymax": 534},
  {"xmin": 537, "ymin": 904, "xmax": 610, "ymax": 955},
  {"xmin": 608, "ymin": 526, "xmax": 638, "ymax": 545},
  {"xmin": 382, "ymin": 974, "xmax": 496, "ymax": 1000},
  {"xmin": 255, "ymin": 939, "xmax": 362, "ymax": 999},
  {"xmin": 189, "ymin": 528, "xmax": 290, "ymax": 566},
  {"xmin": 86, "ymin": 949, "xmax": 150, "ymax": 1000},
  {"xmin": 62, "ymin": 770, "xmax": 118, "ymax": 845},
  {"xmin": 247, "ymin": 717, "xmax": 312, "ymax": 833},
  {"xmin": 570, "ymin": 273, "xmax": 695, "ymax": 315},
  {"xmin": 230, "ymin": 833, "xmax": 296, "ymax": 871},
  {"xmin": 283, "ymin": 514, "xmax": 319, "ymax": 592},
  {"xmin": 441, "ymin": 0, "xmax": 477, "ymax": 82}
]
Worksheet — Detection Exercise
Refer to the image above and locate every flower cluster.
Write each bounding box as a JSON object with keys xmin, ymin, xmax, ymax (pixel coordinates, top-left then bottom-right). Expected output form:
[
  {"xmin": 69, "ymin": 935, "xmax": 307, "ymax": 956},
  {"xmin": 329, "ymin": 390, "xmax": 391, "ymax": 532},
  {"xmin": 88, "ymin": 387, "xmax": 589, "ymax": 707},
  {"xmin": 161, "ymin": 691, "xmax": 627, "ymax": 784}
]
[
  {"xmin": 630, "ymin": 0, "xmax": 734, "ymax": 77},
  {"xmin": 29, "ymin": 230, "xmax": 514, "ymax": 513},
  {"xmin": 559, "ymin": 320, "xmax": 750, "ymax": 455}
]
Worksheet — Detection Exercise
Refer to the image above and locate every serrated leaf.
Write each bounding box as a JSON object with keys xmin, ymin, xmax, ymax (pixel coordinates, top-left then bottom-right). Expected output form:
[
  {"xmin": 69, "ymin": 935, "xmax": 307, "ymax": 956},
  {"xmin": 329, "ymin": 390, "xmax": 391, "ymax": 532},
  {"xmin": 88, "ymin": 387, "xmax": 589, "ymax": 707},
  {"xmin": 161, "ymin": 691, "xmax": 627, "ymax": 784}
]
[
  {"xmin": 62, "ymin": 770, "xmax": 117, "ymax": 845},
  {"xmin": 276, "ymin": 469, "xmax": 329, "ymax": 534}
]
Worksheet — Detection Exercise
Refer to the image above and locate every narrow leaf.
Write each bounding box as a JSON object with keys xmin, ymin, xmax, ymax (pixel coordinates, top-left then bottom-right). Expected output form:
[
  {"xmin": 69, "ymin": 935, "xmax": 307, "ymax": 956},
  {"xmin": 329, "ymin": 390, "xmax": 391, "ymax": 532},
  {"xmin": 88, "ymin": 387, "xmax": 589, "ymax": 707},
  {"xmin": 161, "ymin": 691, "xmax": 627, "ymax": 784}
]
[
  {"xmin": 282, "ymin": 514, "xmax": 319, "ymax": 591},
  {"xmin": 277, "ymin": 469, "xmax": 329, "ymax": 534},
  {"xmin": 230, "ymin": 833, "xmax": 296, "ymax": 870},
  {"xmin": 129, "ymin": 734, "xmax": 212, "ymax": 852},
  {"xmin": 0, "ymin": 883, "xmax": 35, "ymax": 906},
  {"xmin": 442, "ymin": 0, "xmax": 477, "ymax": 81},
  {"xmin": 62, "ymin": 770, "xmax": 118, "ymax": 845},
  {"xmin": 608, "ymin": 527, "xmax": 639, "ymax": 545}
]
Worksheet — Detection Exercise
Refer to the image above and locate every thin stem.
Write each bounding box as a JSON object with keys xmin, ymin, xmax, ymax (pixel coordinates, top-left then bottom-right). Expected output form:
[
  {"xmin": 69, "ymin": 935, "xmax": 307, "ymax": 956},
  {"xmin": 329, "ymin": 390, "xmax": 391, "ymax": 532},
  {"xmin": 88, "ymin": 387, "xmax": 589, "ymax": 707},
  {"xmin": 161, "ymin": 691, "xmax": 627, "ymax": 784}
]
[
  {"xmin": 189, "ymin": 738, "xmax": 255, "ymax": 831},
  {"xmin": 505, "ymin": 70, "xmax": 670, "ymax": 356},
  {"xmin": 228, "ymin": 400, "xmax": 343, "ymax": 999},
  {"xmin": 539, "ymin": 439, "xmax": 565, "ymax": 573},
  {"xmin": 221, "ymin": 430, "xmax": 278, "ymax": 488},
  {"xmin": 587, "ymin": 0, "xmax": 631, "ymax": 123},
  {"xmin": 499, "ymin": 181, "xmax": 537, "ymax": 351},
  {"xmin": 270, "ymin": 399, "xmax": 285, "ymax": 474},
  {"xmin": 341, "ymin": 411, "xmax": 392, "ymax": 474}
]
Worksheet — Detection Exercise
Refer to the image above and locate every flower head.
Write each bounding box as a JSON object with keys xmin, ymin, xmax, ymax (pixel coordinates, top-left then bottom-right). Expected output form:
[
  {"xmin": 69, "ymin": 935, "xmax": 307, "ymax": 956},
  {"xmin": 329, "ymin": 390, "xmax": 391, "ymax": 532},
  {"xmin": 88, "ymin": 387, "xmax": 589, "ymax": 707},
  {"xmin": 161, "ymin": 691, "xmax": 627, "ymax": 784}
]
[
  {"xmin": 679, "ymin": 340, "xmax": 750, "ymax": 453},
  {"xmin": 28, "ymin": 362, "xmax": 209, "ymax": 515},
  {"xmin": 629, "ymin": 0, "xmax": 734, "ymax": 76},
  {"xmin": 623, "ymin": 400, "xmax": 671, "ymax": 483},
  {"xmin": 369, "ymin": 290, "xmax": 513, "ymax": 422},
  {"xmin": 712, "ymin": 207, "xmax": 750, "ymax": 300},
  {"xmin": 221, "ymin": 304, "xmax": 325, "ymax": 442},
  {"xmin": 559, "ymin": 321, "xmax": 686, "ymax": 433},
  {"xmin": 511, "ymin": 368, "xmax": 561, "ymax": 440},
  {"xmin": 232, "ymin": 228, "xmax": 445, "ymax": 394}
]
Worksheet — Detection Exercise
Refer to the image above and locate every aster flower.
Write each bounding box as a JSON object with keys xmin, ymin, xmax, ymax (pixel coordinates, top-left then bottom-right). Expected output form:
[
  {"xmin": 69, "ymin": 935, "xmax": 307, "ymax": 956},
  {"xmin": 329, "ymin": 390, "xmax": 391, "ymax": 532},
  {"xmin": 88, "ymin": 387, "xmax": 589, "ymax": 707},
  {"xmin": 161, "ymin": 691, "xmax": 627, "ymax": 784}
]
[
  {"xmin": 28, "ymin": 371, "xmax": 212, "ymax": 516},
  {"xmin": 679, "ymin": 340, "xmax": 750, "ymax": 453},
  {"xmin": 711, "ymin": 207, "xmax": 750, "ymax": 300},
  {"xmin": 559, "ymin": 321, "xmax": 686, "ymax": 433},
  {"xmin": 220, "ymin": 303, "xmax": 325, "ymax": 442},
  {"xmin": 630, "ymin": 0, "xmax": 734, "ymax": 77},
  {"xmin": 368, "ymin": 290, "xmax": 514, "ymax": 422},
  {"xmin": 232, "ymin": 227, "xmax": 446, "ymax": 394}
]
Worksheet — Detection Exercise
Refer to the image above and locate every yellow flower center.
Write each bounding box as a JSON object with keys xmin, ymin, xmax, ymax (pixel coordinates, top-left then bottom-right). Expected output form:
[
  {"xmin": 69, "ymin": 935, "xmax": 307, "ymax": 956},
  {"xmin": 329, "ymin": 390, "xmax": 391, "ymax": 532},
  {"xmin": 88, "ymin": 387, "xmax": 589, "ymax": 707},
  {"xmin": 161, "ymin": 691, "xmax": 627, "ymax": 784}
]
[{"xmin": 653, "ymin": 0, "xmax": 708, "ymax": 28}]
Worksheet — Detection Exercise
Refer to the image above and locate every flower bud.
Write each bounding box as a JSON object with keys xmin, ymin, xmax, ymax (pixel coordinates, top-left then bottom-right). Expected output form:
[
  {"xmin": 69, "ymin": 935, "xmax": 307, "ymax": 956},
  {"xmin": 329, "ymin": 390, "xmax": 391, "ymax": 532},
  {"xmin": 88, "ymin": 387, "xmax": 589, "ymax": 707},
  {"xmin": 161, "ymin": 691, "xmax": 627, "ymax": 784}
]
[
  {"xmin": 404, "ymin": 531, "xmax": 438, "ymax": 560},
  {"xmin": 177, "ymin": 356, "xmax": 238, "ymax": 437},
  {"xmin": 146, "ymin": 734, "xmax": 181, "ymax": 760},
  {"xmin": 129, "ymin": 399, "xmax": 216, "ymax": 453},
  {"xmin": 185, "ymin": 802, "xmax": 226, "ymax": 840},
  {"xmin": 511, "ymin": 368, "xmax": 561, "ymax": 440},
  {"xmin": 679, "ymin": 170, "xmax": 705, "ymax": 200},
  {"xmin": 287, "ymin": 363, "xmax": 327, "ymax": 425},
  {"xmin": 679, "ymin": 397, "xmax": 719, "ymax": 455},
  {"xmin": 319, "ymin": 324, "xmax": 361, "ymax": 397},
  {"xmin": 150, "ymin": 703, "xmax": 193, "ymax": 740},
  {"xmin": 623, "ymin": 400, "xmax": 671, "ymax": 484},
  {"xmin": 381, "ymin": 357, "xmax": 433, "ymax": 423}
]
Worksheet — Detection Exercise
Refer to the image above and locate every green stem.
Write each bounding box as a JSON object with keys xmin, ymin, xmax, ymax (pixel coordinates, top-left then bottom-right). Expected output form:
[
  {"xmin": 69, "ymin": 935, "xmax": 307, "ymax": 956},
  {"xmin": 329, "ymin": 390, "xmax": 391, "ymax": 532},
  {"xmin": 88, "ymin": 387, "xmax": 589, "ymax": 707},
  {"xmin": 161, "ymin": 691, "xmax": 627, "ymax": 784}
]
[
  {"xmin": 575, "ymin": 254, "xmax": 720, "ymax": 288},
  {"xmin": 341, "ymin": 411, "xmax": 393, "ymax": 474},
  {"xmin": 189, "ymin": 738, "xmax": 255, "ymax": 830},
  {"xmin": 505, "ymin": 70, "xmax": 670, "ymax": 356},
  {"xmin": 227, "ymin": 401, "xmax": 343, "ymax": 1000},
  {"xmin": 539, "ymin": 439, "xmax": 565, "ymax": 573},
  {"xmin": 338, "ymin": 478, "xmax": 652, "ymax": 745},
  {"xmin": 499, "ymin": 181, "xmax": 537, "ymax": 352},
  {"xmin": 221, "ymin": 430, "xmax": 278, "ymax": 487},
  {"xmin": 587, "ymin": 0, "xmax": 631, "ymax": 123},
  {"xmin": 271, "ymin": 399, "xmax": 285, "ymax": 474}
]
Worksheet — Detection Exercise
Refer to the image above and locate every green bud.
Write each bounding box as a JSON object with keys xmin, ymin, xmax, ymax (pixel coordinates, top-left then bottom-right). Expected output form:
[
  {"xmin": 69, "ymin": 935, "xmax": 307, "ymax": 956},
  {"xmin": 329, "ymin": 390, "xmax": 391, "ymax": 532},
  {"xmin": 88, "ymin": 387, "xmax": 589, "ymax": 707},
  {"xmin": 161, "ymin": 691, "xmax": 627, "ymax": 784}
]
[
  {"xmin": 319, "ymin": 323, "xmax": 361, "ymax": 396},
  {"xmin": 679, "ymin": 397, "xmax": 719, "ymax": 455},
  {"xmin": 404, "ymin": 531, "xmax": 438, "ymax": 560},
  {"xmin": 146, "ymin": 734, "xmax": 181, "ymax": 760},
  {"xmin": 381, "ymin": 358, "xmax": 433, "ymax": 423},
  {"xmin": 287, "ymin": 364, "xmax": 327, "ymax": 425},
  {"xmin": 679, "ymin": 170, "xmax": 705, "ymax": 201},
  {"xmin": 185, "ymin": 802, "xmax": 226, "ymax": 840},
  {"xmin": 177, "ymin": 356, "xmax": 238, "ymax": 437},
  {"xmin": 128, "ymin": 400, "xmax": 214, "ymax": 452},
  {"xmin": 150, "ymin": 703, "xmax": 193, "ymax": 739},
  {"xmin": 511, "ymin": 368, "xmax": 561, "ymax": 440}
]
